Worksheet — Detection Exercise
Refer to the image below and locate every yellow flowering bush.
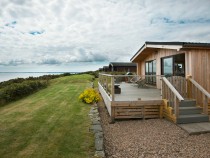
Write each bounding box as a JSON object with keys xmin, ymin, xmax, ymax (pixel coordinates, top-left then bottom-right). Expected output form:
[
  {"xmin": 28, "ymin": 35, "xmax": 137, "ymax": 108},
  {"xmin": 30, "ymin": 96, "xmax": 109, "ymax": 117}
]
[{"xmin": 79, "ymin": 88, "xmax": 101, "ymax": 104}]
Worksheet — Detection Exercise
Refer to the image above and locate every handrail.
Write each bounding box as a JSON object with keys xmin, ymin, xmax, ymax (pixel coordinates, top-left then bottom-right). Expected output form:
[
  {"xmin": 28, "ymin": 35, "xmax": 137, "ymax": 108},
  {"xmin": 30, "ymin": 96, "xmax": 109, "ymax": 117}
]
[
  {"xmin": 189, "ymin": 78, "xmax": 210, "ymax": 99},
  {"xmin": 187, "ymin": 76, "xmax": 210, "ymax": 114},
  {"xmin": 162, "ymin": 77, "xmax": 184, "ymax": 101},
  {"xmin": 99, "ymin": 73, "xmax": 164, "ymax": 78}
]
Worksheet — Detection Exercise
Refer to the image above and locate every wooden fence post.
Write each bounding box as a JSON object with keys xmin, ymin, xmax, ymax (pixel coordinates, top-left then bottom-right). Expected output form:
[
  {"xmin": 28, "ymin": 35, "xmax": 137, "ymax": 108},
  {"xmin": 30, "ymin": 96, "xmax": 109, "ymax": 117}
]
[
  {"xmin": 203, "ymin": 94, "xmax": 208, "ymax": 115},
  {"xmin": 187, "ymin": 75, "xmax": 192, "ymax": 98},
  {"xmin": 159, "ymin": 104, "xmax": 163, "ymax": 119},
  {"xmin": 111, "ymin": 76, "xmax": 115, "ymax": 101}
]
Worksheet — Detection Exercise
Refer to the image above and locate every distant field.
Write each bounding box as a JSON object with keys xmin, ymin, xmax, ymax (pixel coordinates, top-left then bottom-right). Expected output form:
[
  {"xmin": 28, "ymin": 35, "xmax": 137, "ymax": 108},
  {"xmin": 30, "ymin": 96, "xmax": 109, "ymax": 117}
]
[{"xmin": 0, "ymin": 74, "xmax": 95, "ymax": 158}]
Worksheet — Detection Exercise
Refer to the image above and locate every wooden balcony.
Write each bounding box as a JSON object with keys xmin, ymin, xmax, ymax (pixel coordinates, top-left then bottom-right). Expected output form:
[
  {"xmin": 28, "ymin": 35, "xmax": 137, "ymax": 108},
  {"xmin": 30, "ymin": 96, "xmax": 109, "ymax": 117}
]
[
  {"xmin": 98, "ymin": 73, "xmax": 163, "ymax": 122},
  {"xmin": 98, "ymin": 73, "xmax": 210, "ymax": 124}
]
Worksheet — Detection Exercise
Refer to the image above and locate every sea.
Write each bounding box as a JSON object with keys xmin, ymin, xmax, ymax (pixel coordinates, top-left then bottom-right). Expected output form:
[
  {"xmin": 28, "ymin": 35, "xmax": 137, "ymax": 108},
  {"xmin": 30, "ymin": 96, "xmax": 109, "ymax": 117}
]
[{"xmin": 0, "ymin": 72, "xmax": 79, "ymax": 82}]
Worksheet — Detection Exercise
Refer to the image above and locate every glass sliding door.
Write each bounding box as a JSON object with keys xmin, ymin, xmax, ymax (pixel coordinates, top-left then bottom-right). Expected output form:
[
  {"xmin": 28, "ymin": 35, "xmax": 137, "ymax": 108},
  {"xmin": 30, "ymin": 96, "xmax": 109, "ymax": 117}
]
[
  {"xmin": 162, "ymin": 57, "xmax": 173, "ymax": 77},
  {"xmin": 145, "ymin": 60, "xmax": 156, "ymax": 85},
  {"xmin": 145, "ymin": 62, "xmax": 149, "ymax": 83}
]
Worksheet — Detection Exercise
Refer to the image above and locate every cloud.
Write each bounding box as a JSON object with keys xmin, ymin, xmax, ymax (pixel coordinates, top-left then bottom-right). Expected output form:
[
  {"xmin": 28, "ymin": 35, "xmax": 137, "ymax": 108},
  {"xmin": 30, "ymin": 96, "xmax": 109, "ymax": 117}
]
[
  {"xmin": 0, "ymin": 0, "xmax": 210, "ymax": 71},
  {"xmin": 38, "ymin": 58, "xmax": 61, "ymax": 65},
  {"xmin": 0, "ymin": 59, "xmax": 27, "ymax": 66}
]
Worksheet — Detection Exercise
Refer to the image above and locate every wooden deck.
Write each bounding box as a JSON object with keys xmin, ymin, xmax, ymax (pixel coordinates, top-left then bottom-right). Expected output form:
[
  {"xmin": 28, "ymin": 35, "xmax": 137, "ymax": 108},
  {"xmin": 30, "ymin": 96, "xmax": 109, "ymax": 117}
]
[
  {"xmin": 98, "ymin": 74, "xmax": 210, "ymax": 123},
  {"xmin": 114, "ymin": 82, "xmax": 161, "ymax": 101},
  {"xmin": 98, "ymin": 81, "xmax": 163, "ymax": 121}
]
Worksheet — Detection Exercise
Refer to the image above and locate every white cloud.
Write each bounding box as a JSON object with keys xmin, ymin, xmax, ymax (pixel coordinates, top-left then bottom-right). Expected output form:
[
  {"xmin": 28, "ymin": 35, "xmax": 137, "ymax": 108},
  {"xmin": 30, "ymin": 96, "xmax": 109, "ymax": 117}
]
[{"xmin": 0, "ymin": 0, "xmax": 210, "ymax": 71}]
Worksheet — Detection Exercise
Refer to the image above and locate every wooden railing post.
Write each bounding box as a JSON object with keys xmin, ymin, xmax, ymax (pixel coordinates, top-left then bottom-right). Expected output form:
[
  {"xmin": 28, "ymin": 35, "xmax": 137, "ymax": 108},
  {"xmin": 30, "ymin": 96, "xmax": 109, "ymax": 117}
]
[
  {"xmin": 162, "ymin": 77, "xmax": 184, "ymax": 119},
  {"xmin": 160, "ymin": 78, "xmax": 163, "ymax": 98},
  {"xmin": 106, "ymin": 75, "xmax": 108, "ymax": 92},
  {"xmin": 175, "ymin": 97, "xmax": 179, "ymax": 117},
  {"xmin": 111, "ymin": 76, "xmax": 115, "ymax": 101},
  {"xmin": 110, "ymin": 102, "xmax": 115, "ymax": 123},
  {"xmin": 99, "ymin": 73, "xmax": 101, "ymax": 84},
  {"xmin": 159, "ymin": 104, "xmax": 163, "ymax": 119},
  {"xmin": 188, "ymin": 77, "xmax": 210, "ymax": 114},
  {"xmin": 203, "ymin": 94, "xmax": 208, "ymax": 115},
  {"xmin": 187, "ymin": 75, "xmax": 192, "ymax": 98}
]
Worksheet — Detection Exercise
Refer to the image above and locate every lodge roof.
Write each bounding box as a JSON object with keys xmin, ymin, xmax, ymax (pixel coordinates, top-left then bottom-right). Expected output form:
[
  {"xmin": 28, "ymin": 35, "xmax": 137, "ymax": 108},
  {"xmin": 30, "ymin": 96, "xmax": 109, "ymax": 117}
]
[
  {"xmin": 109, "ymin": 62, "xmax": 136, "ymax": 67},
  {"xmin": 131, "ymin": 41, "xmax": 210, "ymax": 62},
  {"xmin": 145, "ymin": 41, "xmax": 210, "ymax": 47}
]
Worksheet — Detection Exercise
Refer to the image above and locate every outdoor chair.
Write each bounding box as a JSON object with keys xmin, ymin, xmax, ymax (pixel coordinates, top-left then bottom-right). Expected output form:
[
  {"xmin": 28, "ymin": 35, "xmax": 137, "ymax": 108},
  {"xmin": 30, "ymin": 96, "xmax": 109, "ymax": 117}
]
[
  {"xmin": 130, "ymin": 76, "xmax": 141, "ymax": 84},
  {"xmin": 137, "ymin": 79, "xmax": 146, "ymax": 88}
]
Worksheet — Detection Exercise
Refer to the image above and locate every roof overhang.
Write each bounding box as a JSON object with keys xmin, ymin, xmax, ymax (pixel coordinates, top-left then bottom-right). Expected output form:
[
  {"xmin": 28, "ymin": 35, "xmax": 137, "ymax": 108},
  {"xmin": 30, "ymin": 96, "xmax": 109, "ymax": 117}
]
[
  {"xmin": 130, "ymin": 41, "xmax": 210, "ymax": 62},
  {"xmin": 131, "ymin": 42, "xmax": 183, "ymax": 62}
]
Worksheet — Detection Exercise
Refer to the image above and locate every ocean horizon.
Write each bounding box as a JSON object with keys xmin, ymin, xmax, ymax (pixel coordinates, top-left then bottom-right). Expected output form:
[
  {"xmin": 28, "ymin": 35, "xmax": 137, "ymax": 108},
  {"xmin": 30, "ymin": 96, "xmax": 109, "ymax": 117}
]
[{"xmin": 0, "ymin": 72, "xmax": 80, "ymax": 82}]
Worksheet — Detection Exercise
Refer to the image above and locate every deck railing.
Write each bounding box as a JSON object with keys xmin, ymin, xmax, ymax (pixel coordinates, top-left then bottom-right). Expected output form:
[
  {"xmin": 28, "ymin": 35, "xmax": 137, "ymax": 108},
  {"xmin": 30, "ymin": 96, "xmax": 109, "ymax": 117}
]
[
  {"xmin": 98, "ymin": 73, "xmax": 164, "ymax": 121},
  {"xmin": 99, "ymin": 73, "xmax": 163, "ymax": 101},
  {"xmin": 166, "ymin": 76, "xmax": 187, "ymax": 98},
  {"xmin": 161, "ymin": 77, "xmax": 184, "ymax": 117},
  {"xmin": 187, "ymin": 76, "xmax": 210, "ymax": 114}
]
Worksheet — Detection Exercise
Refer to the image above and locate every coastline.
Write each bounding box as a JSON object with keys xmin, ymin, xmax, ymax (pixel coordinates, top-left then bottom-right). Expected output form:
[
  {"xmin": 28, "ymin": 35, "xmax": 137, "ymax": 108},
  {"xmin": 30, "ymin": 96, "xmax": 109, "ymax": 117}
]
[{"xmin": 0, "ymin": 72, "xmax": 79, "ymax": 82}]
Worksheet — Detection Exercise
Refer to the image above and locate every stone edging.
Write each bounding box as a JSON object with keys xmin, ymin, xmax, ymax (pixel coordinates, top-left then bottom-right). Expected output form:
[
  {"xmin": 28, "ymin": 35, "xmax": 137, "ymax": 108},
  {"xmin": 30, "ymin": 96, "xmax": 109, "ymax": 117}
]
[{"xmin": 89, "ymin": 103, "xmax": 105, "ymax": 157}]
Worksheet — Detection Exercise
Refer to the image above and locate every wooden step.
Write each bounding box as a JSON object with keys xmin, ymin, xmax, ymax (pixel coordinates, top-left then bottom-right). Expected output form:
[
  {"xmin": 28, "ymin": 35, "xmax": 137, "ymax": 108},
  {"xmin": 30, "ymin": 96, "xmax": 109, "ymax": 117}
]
[
  {"xmin": 180, "ymin": 100, "xmax": 196, "ymax": 107},
  {"xmin": 179, "ymin": 106, "xmax": 202, "ymax": 115},
  {"xmin": 177, "ymin": 114, "xmax": 209, "ymax": 124}
]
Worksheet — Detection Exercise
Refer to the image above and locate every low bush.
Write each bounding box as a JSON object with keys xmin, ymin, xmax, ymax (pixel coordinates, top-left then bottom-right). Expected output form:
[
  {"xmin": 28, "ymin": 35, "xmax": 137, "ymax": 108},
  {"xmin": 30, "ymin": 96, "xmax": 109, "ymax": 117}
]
[
  {"xmin": 79, "ymin": 71, "xmax": 99, "ymax": 78},
  {"xmin": 0, "ymin": 73, "xmax": 72, "ymax": 89},
  {"xmin": 0, "ymin": 80, "xmax": 48, "ymax": 106},
  {"xmin": 79, "ymin": 88, "xmax": 101, "ymax": 104}
]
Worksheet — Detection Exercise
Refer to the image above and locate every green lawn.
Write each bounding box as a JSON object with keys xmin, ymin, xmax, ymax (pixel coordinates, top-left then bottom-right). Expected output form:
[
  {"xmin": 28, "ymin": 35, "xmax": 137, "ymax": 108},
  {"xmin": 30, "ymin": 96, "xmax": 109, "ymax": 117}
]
[{"xmin": 0, "ymin": 74, "xmax": 95, "ymax": 158}]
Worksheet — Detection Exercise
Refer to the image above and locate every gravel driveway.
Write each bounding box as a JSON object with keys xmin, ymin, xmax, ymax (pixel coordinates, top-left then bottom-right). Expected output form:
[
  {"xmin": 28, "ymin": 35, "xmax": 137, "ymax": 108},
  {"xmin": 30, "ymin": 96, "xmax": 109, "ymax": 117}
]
[{"xmin": 98, "ymin": 101, "xmax": 210, "ymax": 158}]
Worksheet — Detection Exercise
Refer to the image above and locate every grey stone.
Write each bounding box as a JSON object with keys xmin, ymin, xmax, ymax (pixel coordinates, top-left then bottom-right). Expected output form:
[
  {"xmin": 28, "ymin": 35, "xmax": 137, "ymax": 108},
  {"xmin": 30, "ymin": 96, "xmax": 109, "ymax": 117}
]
[
  {"xmin": 90, "ymin": 124, "xmax": 102, "ymax": 133},
  {"xmin": 90, "ymin": 109, "xmax": 98, "ymax": 113},
  {"xmin": 89, "ymin": 104, "xmax": 105, "ymax": 158},
  {"xmin": 95, "ymin": 132, "xmax": 103, "ymax": 139},
  {"xmin": 89, "ymin": 112, "xmax": 99, "ymax": 116},
  {"xmin": 94, "ymin": 151, "xmax": 105, "ymax": 157},
  {"xmin": 95, "ymin": 138, "xmax": 104, "ymax": 151},
  {"xmin": 91, "ymin": 117, "xmax": 101, "ymax": 121},
  {"xmin": 92, "ymin": 120, "xmax": 100, "ymax": 125}
]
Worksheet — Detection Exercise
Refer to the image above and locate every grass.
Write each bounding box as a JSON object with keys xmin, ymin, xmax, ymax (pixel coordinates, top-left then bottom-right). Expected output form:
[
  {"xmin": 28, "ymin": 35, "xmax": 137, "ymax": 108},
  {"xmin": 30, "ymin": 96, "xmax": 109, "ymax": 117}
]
[{"xmin": 0, "ymin": 74, "xmax": 95, "ymax": 158}]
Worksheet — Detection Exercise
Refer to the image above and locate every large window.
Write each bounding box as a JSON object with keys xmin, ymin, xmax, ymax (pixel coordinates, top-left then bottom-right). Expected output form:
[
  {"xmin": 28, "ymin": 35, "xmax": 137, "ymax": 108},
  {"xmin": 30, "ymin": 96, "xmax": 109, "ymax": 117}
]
[
  {"xmin": 162, "ymin": 57, "xmax": 173, "ymax": 77},
  {"xmin": 145, "ymin": 60, "xmax": 156, "ymax": 84},
  {"xmin": 161, "ymin": 54, "xmax": 185, "ymax": 77}
]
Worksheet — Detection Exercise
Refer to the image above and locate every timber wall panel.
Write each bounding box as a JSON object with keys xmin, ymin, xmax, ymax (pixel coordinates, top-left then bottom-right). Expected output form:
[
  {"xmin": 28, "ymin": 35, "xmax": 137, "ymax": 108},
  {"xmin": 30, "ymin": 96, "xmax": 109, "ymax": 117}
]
[
  {"xmin": 189, "ymin": 49, "xmax": 210, "ymax": 93},
  {"xmin": 112, "ymin": 100, "xmax": 163, "ymax": 119},
  {"xmin": 136, "ymin": 48, "xmax": 210, "ymax": 92}
]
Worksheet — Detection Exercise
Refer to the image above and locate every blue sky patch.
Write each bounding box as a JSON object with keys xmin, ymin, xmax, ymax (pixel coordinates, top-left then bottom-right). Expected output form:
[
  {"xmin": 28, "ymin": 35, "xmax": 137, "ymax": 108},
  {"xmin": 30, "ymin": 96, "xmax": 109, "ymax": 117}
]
[
  {"xmin": 5, "ymin": 21, "xmax": 17, "ymax": 28},
  {"xmin": 29, "ymin": 30, "xmax": 44, "ymax": 35}
]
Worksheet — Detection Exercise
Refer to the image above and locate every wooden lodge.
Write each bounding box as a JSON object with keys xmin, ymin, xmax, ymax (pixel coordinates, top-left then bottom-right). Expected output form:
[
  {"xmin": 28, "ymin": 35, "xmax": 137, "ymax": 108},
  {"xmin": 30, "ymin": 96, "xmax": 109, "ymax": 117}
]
[
  {"xmin": 109, "ymin": 62, "xmax": 137, "ymax": 73},
  {"xmin": 99, "ymin": 42, "xmax": 210, "ymax": 124}
]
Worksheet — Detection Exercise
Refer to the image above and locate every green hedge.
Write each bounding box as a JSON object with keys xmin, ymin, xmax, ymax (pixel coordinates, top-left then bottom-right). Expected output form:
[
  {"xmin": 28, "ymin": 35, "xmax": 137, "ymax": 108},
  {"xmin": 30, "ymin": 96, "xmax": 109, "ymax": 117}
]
[
  {"xmin": 0, "ymin": 73, "xmax": 72, "ymax": 89},
  {"xmin": 0, "ymin": 80, "xmax": 48, "ymax": 106}
]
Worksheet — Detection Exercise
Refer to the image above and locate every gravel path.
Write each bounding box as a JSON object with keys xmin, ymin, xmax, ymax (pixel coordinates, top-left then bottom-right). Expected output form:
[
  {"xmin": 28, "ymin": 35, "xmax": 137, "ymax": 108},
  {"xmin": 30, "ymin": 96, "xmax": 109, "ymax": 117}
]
[{"xmin": 98, "ymin": 101, "xmax": 210, "ymax": 158}]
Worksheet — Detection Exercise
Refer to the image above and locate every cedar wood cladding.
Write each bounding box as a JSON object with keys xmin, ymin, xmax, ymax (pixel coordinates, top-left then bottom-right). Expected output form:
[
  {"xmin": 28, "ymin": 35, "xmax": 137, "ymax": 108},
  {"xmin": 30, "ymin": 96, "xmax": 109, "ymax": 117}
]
[{"xmin": 131, "ymin": 41, "xmax": 210, "ymax": 92}]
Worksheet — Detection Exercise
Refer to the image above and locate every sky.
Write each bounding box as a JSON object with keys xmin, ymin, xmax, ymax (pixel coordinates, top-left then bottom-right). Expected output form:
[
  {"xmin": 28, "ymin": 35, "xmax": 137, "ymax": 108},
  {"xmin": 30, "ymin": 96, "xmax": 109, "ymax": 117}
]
[{"xmin": 0, "ymin": 0, "xmax": 210, "ymax": 72}]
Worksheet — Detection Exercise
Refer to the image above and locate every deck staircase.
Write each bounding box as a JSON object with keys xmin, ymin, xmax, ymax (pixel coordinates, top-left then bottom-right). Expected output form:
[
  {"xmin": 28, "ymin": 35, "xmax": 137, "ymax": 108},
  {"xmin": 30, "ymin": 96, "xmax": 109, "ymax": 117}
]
[
  {"xmin": 162, "ymin": 76, "xmax": 210, "ymax": 124},
  {"xmin": 177, "ymin": 99, "xmax": 209, "ymax": 124}
]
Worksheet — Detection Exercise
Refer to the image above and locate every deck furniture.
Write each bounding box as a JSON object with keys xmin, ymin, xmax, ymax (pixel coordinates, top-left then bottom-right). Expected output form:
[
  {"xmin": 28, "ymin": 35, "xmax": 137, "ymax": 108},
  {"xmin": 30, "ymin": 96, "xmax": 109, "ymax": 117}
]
[
  {"xmin": 137, "ymin": 79, "xmax": 146, "ymax": 88},
  {"xmin": 130, "ymin": 76, "xmax": 146, "ymax": 88},
  {"xmin": 130, "ymin": 76, "xmax": 141, "ymax": 84},
  {"xmin": 114, "ymin": 84, "xmax": 121, "ymax": 94}
]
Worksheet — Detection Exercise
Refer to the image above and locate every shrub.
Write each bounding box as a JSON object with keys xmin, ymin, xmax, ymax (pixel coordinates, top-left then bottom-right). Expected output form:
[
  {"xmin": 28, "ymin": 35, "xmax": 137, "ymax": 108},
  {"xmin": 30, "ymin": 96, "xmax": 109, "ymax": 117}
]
[
  {"xmin": 0, "ymin": 80, "xmax": 48, "ymax": 106},
  {"xmin": 79, "ymin": 88, "xmax": 101, "ymax": 104}
]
